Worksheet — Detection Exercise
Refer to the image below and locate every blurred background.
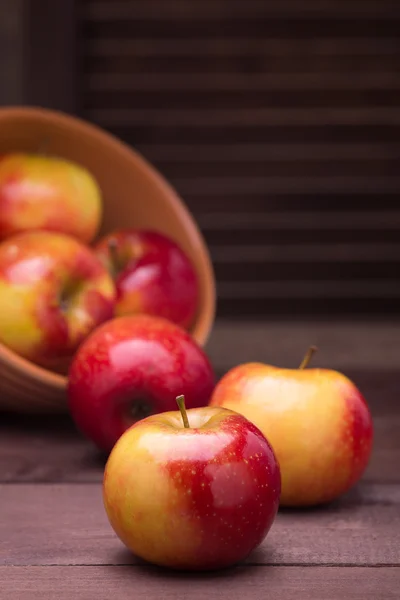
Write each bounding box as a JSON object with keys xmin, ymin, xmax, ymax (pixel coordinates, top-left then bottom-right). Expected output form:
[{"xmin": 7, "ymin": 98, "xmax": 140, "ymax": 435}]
[{"xmin": 1, "ymin": 0, "xmax": 400, "ymax": 323}]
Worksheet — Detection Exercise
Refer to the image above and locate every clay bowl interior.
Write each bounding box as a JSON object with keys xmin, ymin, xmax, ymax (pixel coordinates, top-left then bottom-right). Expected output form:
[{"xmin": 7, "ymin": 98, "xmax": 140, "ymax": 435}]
[{"xmin": 0, "ymin": 106, "xmax": 216, "ymax": 413}]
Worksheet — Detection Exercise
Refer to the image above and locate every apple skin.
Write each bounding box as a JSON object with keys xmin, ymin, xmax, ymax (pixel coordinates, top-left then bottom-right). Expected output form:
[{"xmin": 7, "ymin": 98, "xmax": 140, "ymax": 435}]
[
  {"xmin": 103, "ymin": 405, "xmax": 281, "ymax": 570},
  {"xmin": 209, "ymin": 362, "xmax": 373, "ymax": 507},
  {"xmin": 94, "ymin": 229, "xmax": 199, "ymax": 330},
  {"xmin": 0, "ymin": 153, "xmax": 102, "ymax": 243},
  {"xmin": 0, "ymin": 230, "xmax": 115, "ymax": 370},
  {"xmin": 67, "ymin": 314, "xmax": 215, "ymax": 453}
]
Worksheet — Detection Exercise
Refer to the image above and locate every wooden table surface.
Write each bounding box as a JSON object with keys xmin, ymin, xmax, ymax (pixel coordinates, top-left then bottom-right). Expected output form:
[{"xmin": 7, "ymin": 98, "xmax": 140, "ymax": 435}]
[{"xmin": 1, "ymin": 320, "xmax": 400, "ymax": 599}]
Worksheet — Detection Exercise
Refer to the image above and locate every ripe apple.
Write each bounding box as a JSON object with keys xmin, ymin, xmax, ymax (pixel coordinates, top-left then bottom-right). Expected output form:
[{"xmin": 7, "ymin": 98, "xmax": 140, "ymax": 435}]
[
  {"xmin": 209, "ymin": 347, "xmax": 373, "ymax": 507},
  {"xmin": 103, "ymin": 395, "xmax": 281, "ymax": 570},
  {"xmin": 0, "ymin": 230, "xmax": 115, "ymax": 370},
  {"xmin": 0, "ymin": 152, "xmax": 102, "ymax": 243},
  {"xmin": 67, "ymin": 314, "xmax": 215, "ymax": 453},
  {"xmin": 94, "ymin": 229, "xmax": 199, "ymax": 329}
]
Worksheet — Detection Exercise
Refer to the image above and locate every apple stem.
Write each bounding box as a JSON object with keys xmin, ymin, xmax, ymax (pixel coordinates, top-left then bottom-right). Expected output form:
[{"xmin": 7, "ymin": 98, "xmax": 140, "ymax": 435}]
[
  {"xmin": 176, "ymin": 395, "xmax": 190, "ymax": 428},
  {"xmin": 108, "ymin": 238, "xmax": 123, "ymax": 276},
  {"xmin": 299, "ymin": 345, "xmax": 318, "ymax": 369}
]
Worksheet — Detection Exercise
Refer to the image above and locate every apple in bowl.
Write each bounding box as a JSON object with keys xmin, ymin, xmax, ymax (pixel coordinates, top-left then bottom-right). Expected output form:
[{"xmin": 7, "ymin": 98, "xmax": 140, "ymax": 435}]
[
  {"xmin": 0, "ymin": 152, "xmax": 102, "ymax": 243},
  {"xmin": 0, "ymin": 230, "xmax": 115, "ymax": 371},
  {"xmin": 209, "ymin": 347, "xmax": 373, "ymax": 507},
  {"xmin": 103, "ymin": 395, "xmax": 281, "ymax": 570},
  {"xmin": 94, "ymin": 229, "xmax": 199, "ymax": 330},
  {"xmin": 67, "ymin": 314, "xmax": 215, "ymax": 453}
]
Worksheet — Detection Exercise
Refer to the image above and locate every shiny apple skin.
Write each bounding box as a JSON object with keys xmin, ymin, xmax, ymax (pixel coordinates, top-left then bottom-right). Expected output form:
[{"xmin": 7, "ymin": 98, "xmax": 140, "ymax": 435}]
[
  {"xmin": 67, "ymin": 314, "xmax": 216, "ymax": 453},
  {"xmin": 0, "ymin": 230, "xmax": 115, "ymax": 369},
  {"xmin": 94, "ymin": 229, "xmax": 199, "ymax": 330},
  {"xmin": 103, "ymin": 406, "xmax": 281, "ymax": 570},
  {"xmin": 0, "ymin": 153, "xmax": 102, "ymax": 243},
  {"xmin": 210, "ymin": 363, "xmax": 373, "ymax": 507}
]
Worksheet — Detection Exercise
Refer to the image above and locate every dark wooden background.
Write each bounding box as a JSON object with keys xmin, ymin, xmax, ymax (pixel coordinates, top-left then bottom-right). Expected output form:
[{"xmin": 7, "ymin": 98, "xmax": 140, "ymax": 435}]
[{"xmin": 1, "ymin": 0, "xmax": 400, "ymax": 319}]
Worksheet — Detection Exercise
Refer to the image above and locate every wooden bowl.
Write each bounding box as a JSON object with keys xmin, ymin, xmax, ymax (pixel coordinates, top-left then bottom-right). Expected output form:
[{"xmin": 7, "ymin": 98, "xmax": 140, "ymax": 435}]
[{"xmin": 0, "ymin": 106, "xmax": 216, "ymax": 413}]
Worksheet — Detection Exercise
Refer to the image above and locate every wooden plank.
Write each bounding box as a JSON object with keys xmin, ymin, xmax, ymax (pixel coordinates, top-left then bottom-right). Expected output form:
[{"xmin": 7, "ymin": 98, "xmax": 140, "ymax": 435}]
[
  {"xmin": 83, "ymin": 17, "xmax": 400, "ymax": 41},
  {"xmin": 1, "ymin": 566, "xmax": 399, "ymax": 600},
  {"xmin": 204, "ymin": 319, "xmax": 400, "ymax": 368},
  {"xmin": 82, "ymin": 0, "xmax": 400, "ymax": 321},
  {"xmin": 1, "ymin": 359, "xmax": 399, "ymax": 485},
  {"xmin": 4, "ymin": 393, "xmax": 400, "ymax": 480},
  {"xmin": 210, "ymin": 244, "xmax": 400, "ymax": 263},
  {"xmin": 198, "ymin": 211, "xmax": 400, "ymax": 230},
  {"xmin": 0, "ymin": 0, "xmax": 77, "ymax": 110},
  {"xmin": 217, "ymin": 297, "xmax": 400, "ymax": 316},
  {"xmin": 88, "ymin": 108, "xmax": 400, "ymax": 128},
  {"xmin": 1, "ymin": 320, "xmax": 399, "ymax": 484},
  {"xmin": 0, "ymin": 414, "xmax": 102, "ymax": 483},
  {"xmin": 130, "ymin": 159, "xmax": 399, "ymax": 179},
  {"xmin": 0, "ymin": 0, "xmax": 24, "ymax": 105},
  {"xmin": 183, "ymin": 193, "xmax": 400, "ymax": 213},
  {"xmin": 1, "ymin": 482, "xmax": 399, "ymax": 567},
  {"xmin": 0, "ymin": 392, "xmax": 398, "ymax": 484},
  {"xmin": 83, "ymin": 0, "xmax": 400, "ymax": 21},
  {"xmin": 106, "ymin": 123, "xmax": 400, "ymax": 145},
  {"xmin": 86, "ymin": 55, "xmax": 400, "ymax": 78},
  {"xmin": 85, "ymin": 90, "xmax": 399, "ymax": 112},
  {"xmin": 170, "ymin": 177, "xmax": 400, "ymax": 196},
  {"xmin": 86, "ymin": 37, "xmax": 400, "ymax": 58},
  {"xmin": 135, "ymin": 144, "xmax": 400, "ymax": 163},
  {"xmin": 216, "ymin": 280, "xmax": 400, "ymax": 299},
  {"xmin": 87, "ymin": 72, "xmax": 400, "ymax": 91},
  {"xmin": 213, "ymin": 262, "xmax": 399, "ymax": 283},
  {"xmin": 0, "ymin": 364, "xmax": 399, "ymax": 484},
  {"xmin": 24, "ymin": 0, "xmax": 77, "ymax": 112}
]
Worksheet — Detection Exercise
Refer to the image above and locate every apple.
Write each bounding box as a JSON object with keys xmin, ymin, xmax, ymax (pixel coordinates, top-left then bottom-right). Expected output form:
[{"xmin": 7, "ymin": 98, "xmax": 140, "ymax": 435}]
[
  {"xmin": 103, "ymin": 394, "xmax": 281, "ymax": 570},
  {"xmin": 209, "ymin": 347, "xmax": 373, "ymax": 507},
  {"xmin": 94, "ymin": 229, "xmax": 199, "ymax": 329},
  {"xmin": 0, "ymin": 152, "xmax": 102, "ymax": 243},
  {"xmin": 67, "ymin": 314, "xmax": 215, "ymax": 453},
  {"xmin": 0, "ymin": 230, "xmax": 115, "ymax": 370}
]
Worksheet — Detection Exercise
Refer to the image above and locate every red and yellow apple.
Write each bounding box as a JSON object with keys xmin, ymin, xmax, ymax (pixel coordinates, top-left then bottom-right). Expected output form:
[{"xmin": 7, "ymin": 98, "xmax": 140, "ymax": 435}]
[
  {"xmin": 0, "ymin": 230, "xmax": 115, "ymax": 370},
  {"xmin": 0, "ymin": 153, "xmax": 102, "ymax": 243},
  {"xmin": 103, "ymin": 395, "xmax": 281, "ymax": 570},
  {"xmin": 67, "ymin": 314, "xmax": 215, "ymax": 453},
  {"xmin": 209, "ymin": 347, "xmax": 373, "ymax": 507},
  {"xmin": 94, "ymin": 229, "xmax": 199, "ymax": 329}
]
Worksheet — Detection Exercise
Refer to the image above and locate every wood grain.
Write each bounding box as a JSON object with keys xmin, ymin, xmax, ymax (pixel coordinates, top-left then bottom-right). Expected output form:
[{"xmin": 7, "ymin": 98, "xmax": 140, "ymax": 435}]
[
  {"xmin": 86, "ymin": 37, "xmax": 400, "ymax": 58},
  {"xmin": 87, "ymin": 72, "xmax": 400, "ymax": 91},
  {"xmin": 0, "ymin": 413, "xmax": 102, "ymax": 483},
  {"xmin": 88, "ymin": 108, "xmax": 400, "ymax": 127},
  {"xmin": 134, "ymin": 144, "xmax": 400, "ymax": 163},
  {"xmin": 1, "ymin": 320, "xmax": 399, "ymax": 484},
  {"xmin": 1, "ymin": 482, "xmax": 399, "ymax": 567},
  {"xmin": 210, "ymin": 244, "xmax": 400, "ymax": 262},
  {"xmin": 198, "ymin": 210, "xmax": 400, "ymax": 228},
  {"xmin": 1, "ymin": 566, "xmax": 399, "ymax": 600},
  {"xmin": 81, "ymin": 0, "xmax": 400, "ymax": 317},
  {"xmin": 24, "ymin": 0, "xmax": 77, "ymax": 112},
  {"xmin": 0, "ymin": 395, "xmax": 397, "ymax": 485},
  {"xmin": 106, "ymin": 123, "xmax": 400, "ymax": 145},
  {"xmin": 83, "ymin": 0, "xmax": 400, "ymax": 21},
  {"xmin": 0, "ymin": 0, "xmax": 24, "ymax": 105}
]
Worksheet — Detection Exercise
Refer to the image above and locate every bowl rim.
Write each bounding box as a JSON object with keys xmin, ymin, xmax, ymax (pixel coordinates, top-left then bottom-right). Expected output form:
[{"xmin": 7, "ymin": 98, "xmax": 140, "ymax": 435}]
[{"xmin": 0, "ymin": 105, "xmax": 216, "ymax": 391}]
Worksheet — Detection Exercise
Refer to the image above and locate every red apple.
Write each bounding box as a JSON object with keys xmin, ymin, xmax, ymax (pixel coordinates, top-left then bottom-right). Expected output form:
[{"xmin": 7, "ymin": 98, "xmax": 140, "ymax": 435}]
[
  {"xmin": 0, "ymin": 230, "xmax": 115, "ymax": 370},
  {"xmin": 67, "ymin": 314, "xmax": 215, "ymax": 452},
  {"xmin": 209, "ymin": 347, "xmax": 373, "ymax": 507},
  {"xmin": 94, "ymin": 229, "xmax": 199, "ymax": 329},
  {"xmin": 0, "ymin": 153, "xmax": 102, "ymax": 243},
  {"xmin": 103, "ymin": 395, "xmax": 281, "ymax": 570}
]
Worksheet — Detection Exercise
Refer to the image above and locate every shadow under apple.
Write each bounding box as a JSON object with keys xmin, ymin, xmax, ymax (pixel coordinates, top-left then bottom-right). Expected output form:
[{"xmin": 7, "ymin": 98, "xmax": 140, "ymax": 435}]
[
  {"xmin": 277, "ymin": 481, "xmax": 370, "ymax": 517},
  {"xmin": 111, "ymin": 543, "xmax": 276, "ymax": 576}
]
